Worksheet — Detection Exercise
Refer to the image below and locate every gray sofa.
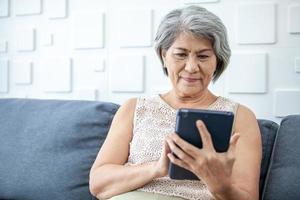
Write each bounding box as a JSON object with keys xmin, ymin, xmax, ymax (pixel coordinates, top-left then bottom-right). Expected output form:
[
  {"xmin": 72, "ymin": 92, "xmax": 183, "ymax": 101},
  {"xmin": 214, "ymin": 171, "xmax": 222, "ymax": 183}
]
[{"xmin": 0, "ymin": 98, "xmax": 299, "ymax": 200}]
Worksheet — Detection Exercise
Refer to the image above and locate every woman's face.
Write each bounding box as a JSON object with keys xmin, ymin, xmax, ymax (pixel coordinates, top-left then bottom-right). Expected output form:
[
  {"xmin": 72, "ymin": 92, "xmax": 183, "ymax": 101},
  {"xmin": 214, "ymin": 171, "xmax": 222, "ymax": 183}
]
[{"xmin": 162, "ymin": 33, "xmax": 217, "ymax": 97}]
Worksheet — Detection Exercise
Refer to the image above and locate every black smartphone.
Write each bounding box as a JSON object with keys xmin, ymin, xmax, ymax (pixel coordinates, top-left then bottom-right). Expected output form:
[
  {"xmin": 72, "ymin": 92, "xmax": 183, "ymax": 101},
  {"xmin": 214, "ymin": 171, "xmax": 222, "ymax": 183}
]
[{"xmin": 169, "ymin": 108, "xmax": 234, "ymax": 180}]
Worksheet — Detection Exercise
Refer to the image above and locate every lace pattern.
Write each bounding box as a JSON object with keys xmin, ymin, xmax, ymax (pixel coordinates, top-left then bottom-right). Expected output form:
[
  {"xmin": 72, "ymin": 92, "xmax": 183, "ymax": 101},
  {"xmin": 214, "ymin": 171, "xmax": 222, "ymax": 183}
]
[{"xmin": 127, "ymin": 95, "xmax": 238, "ymax": 200}]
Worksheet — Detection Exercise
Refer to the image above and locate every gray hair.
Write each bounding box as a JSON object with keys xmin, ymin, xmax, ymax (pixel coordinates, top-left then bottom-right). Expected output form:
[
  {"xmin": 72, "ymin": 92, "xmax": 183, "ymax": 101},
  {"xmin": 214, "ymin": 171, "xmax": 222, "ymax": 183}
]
[{"xmin": 154, "ymin": 5, "xmax": 231, "ymax": 82}]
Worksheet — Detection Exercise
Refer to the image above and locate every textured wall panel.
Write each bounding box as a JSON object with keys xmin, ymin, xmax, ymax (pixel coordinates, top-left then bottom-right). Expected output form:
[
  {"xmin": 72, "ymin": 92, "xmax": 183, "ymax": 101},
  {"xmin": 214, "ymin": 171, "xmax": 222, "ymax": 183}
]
[
  {"xmin": 72, "ymin": 13, "xmax": 104, "ymax": 49},
  {"xmin": 13, "ymin": 59, "xmax": 33, "ymax": 84},
  {"xmin": 236, "ymin": 3, "xmax": 276, "ymax": 44},
  {"xmin": 0, "ymin": 59, "xmax": 9, "ymax": 93},
  {"xmin": 15, "ymin": 28, "xmax": 36, "ymax": 52},
  {"xmin": 41, "ymin": 32, "xmax": 53, "ymax": 46},
  {"xmin": 226, "ymin": 52, "xmax": 267, "ymax": 93},
  {"xmin": 0, "ymin": 0, "xmax": 298, "ymax": 122},
  {"xmin": 41, "ymin": 58, "xmax": 72, "ymax": 92},
  {"xmin": 73, "ymin": 89, "xmax": 97, "ymax": 100},
  {"xmin": 295, "ymin": 57, "xmax": 300, "ymax": 73},
  {"xmin": 15, "ymin": 0, "xmax": 41, "ymax": 16},
  {"xmin": 118, "ymin": 9, "xmax": 153, "ymax": 47},
  {"xmin": 46, "ymin": 0, "xmax": 67, "ymax": 19},
  {"xmin": 75, "ymin": 56, "xmax": 105, "ymax": 73},
  {"xmin": 150, "ymin": 86, "xmax": 171, "ymax": 94},
  {"xmin": 110, "ymin": 55, "xmax": 144, "ymax": 92},
  {"xmin": 0, "ymin": 40, "xmax": 8, "ymax": 53},
  {"xmin": 0, "ymin": 0, "xmax": 9, "ymax": 17},
  {"xmin": 182, "ymin": 0, "xmax": 219, "ymax": 4},
  {"xmin": 288, "ymin": 5, "xmax": 300, "ymax": 34},
  {"xmin": 274, "ymin": 90, "xmax": 300, "ymax": 117}
]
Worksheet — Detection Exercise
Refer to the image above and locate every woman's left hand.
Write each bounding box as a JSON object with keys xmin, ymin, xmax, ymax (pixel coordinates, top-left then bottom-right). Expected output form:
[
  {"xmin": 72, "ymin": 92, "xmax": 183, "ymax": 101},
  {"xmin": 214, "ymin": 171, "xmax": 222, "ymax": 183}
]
[{"xmin": 166, "ymin": 120, "xmax": 240, "ymax": 195}]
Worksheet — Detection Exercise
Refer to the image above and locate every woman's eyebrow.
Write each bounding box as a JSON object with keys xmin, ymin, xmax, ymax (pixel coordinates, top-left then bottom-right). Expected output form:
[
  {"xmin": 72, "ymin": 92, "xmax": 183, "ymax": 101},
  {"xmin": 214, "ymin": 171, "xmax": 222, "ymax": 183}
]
[
  {"xmin": 174, "ymin": 47, "xmax": 213, "ymax": 53},
  {"xmin": 197, "ymin": 49, "xmax": 213, "ymax": 53}
]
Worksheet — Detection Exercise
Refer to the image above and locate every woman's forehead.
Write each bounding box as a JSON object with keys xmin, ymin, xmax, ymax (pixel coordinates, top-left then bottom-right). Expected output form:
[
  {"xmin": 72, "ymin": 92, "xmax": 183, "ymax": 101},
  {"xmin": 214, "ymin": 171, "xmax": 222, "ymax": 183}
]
[{"xmin": 171, "ymin": 33, "xmax": 213, "ymax": 51}]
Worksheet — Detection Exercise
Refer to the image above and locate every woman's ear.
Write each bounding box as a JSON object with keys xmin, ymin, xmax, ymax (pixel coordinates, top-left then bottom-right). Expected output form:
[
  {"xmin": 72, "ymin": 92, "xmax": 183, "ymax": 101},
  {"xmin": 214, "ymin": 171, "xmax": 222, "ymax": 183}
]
[{"xmin": 161, "ymin": 49, "xmax": 167, "ymax": 66}]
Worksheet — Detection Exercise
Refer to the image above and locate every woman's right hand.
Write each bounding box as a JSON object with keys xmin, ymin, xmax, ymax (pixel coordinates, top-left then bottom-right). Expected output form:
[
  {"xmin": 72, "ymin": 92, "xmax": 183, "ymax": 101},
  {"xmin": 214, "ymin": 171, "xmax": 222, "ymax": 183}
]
[{"xmin": 153, "ymin": 139, "xmax": 171, "ymax": 178}]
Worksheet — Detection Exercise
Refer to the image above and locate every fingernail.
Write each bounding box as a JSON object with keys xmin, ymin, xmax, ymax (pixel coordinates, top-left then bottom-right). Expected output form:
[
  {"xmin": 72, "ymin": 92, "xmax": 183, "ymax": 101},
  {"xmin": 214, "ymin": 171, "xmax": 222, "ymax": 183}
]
[{"xmin": 196, "ymin": 120, "xmax": 202, "ymax": 126}]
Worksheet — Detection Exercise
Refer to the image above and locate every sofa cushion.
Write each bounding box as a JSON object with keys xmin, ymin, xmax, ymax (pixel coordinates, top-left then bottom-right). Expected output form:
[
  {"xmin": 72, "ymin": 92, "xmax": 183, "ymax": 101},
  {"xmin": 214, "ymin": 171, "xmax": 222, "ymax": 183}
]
[
  {"xmin": 0, "ymin": 98, "xmax": 119, "ymax": 200},
  {"xmin": 257, "ymin": 119, "xmax": 279, "ymax": 199},
  {"xmin": 262, "ymin": 115, "xmax": 300, "ymax": 200}
]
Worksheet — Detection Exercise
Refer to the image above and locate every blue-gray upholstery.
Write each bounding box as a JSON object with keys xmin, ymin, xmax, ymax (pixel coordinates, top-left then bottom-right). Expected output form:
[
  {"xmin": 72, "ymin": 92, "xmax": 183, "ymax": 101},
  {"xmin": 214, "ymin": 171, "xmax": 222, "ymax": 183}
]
[
  {"xmin": 0, "ymin": 98, "xmax": 299, "ymax": 200},
  {"xmin": 258, "ymin": 119, "xmax": 279, "ymax": 199},
  {"xmin": 262, "ymin": 115, "xmax": 300, "ymax": 200},
  {"xmin": 0, "ymin": 98, "xmax": 119, "ymax": 200}
]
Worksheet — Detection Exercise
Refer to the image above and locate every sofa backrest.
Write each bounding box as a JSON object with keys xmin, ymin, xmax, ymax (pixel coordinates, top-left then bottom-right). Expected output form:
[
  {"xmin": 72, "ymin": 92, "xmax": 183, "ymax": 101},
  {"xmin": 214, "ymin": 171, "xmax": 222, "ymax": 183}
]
[
  {"xmin": 1, "ymin": 98, "xmax": 295, "ymax": 200},
  {"xmin": 0, "ymin": 98, "xmax": 119, "ymax": 200},
  {"xmin": 257, "ymin": 119, "xmax": 279, "ymax": 199},
  {"xmin": 262, "ymin": 115, "xmax": 300, "ymax": 200}
]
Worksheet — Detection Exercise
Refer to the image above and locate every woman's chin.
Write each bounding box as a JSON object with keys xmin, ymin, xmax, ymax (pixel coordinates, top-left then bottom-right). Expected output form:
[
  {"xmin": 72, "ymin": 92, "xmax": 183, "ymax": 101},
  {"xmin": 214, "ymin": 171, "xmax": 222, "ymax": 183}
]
[{"xmin": 177, "ymin": 87, "xmax": 204, "ymax": 97}]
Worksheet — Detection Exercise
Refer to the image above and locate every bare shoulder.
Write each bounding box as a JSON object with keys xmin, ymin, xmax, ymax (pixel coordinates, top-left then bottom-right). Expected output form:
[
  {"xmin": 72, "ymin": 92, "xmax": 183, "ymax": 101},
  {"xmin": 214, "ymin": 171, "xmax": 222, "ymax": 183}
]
[
  {"xmin": 235, "ymin": 104, "xmax": 259, "ymax": 134},
  {"xmin": 112, "ymin": 98, "xmax": 137, "ymax": 122},
  {"xmin": 117, "ymin": 98, "xmax": 137, "ymax": 114},
  {"xmin": 91, "ymin": 98, "xmax": 138, "ymax": 169},
  {"xmin": 108, "ymin": 97, "xmax": 138, "ymax": 137}
]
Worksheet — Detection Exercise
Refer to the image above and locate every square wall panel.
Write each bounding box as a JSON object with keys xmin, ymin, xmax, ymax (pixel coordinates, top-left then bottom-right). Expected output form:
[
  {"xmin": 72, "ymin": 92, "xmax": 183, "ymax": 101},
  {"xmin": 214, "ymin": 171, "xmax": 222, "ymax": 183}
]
[
  {"xmin": 73, "ymin": 89, "xmax": 97, "ymax": 101},
  {"xmin": 236, "ymin": 3, "xmax": 276, "ymax": 44},
  {"xmin": 72, "ymin": 13, "xmax": 104, "ymax": 49},
  {"xmin": 41, "ymin": 58, "xmax": 72, "ymax": 93},
  {"xmin": 13, "ymin": 59, "xmax": 33, "ymax": 85},
  {"xmin": 226, "ymin": 52, "xmax": 267, "ymax": 93},
  {"xmin": 0, "ymin": 0, "xmax": 9, "ymax": 17},
  {"xmin": 274, "ymin": 90, "xmax": 300, "ymax": 117},
  {"xmin": 75, "ymin": 56, "xmax": 105, "ymax": 72},
  {"xmin": 119, "ymin": 9, "xmax": 153, "ymax": 47},
  {"xmin": 295, "ymin": 57, "xmax": 300, "ymax": 73},
  {"xmin": 15, "ymin": 28, "xmax": 36, "ymax": 52},
  {"xmin": 109, "ymin": 55, "xmax": 144, "ymax": 92},
  {"xmin": 288, "ymin": 5, "xmax": 300, "ymax": 34},
  {"xmin": 46, "ymin": 0, "xmax": 67, "ymax": 19},
  {"xmin": 0, "ymin": 59, "xmax": 9, "ymax": 93},
  {"xmin": 15, "ymin": 0, "xmax": 41, "ymax": 16},
  {"xmin": 0, "ymin": 40, "xmax": 8, "ymax": 53}
]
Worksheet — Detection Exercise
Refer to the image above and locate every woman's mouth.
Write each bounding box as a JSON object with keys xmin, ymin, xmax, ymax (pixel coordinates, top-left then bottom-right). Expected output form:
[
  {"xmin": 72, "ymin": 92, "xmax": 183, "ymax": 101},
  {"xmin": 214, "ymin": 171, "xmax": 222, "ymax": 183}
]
[{"xmin": 181, "ymin": 77, "xmax": 200, "ymax": 83}]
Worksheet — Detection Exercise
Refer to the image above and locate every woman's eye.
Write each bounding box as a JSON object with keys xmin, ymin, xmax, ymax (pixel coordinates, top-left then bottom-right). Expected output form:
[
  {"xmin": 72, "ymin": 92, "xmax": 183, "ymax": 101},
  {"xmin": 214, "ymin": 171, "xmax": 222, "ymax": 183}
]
[
  {"xmin": 174, "ymin": 53, "xmax": 187, "ymax": 58},
  {"xmin": 198, "ymin": 55, "xmax": 209, "ymax": 59}
]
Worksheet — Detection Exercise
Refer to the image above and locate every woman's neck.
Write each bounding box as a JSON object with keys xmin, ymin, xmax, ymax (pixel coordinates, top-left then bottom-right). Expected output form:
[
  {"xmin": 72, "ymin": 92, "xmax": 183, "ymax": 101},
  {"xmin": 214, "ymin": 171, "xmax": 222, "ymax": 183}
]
[{"xmin": 162, "ymin": 89, "xmax": 217, "ymax": 109}]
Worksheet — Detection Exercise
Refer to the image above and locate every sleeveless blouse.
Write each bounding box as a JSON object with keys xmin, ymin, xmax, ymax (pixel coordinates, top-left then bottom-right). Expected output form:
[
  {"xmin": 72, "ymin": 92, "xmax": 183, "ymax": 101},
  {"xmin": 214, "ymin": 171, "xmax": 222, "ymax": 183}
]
[{"xmin": 126, "ymin": 95, "xmax": 238, "ymax": 200}]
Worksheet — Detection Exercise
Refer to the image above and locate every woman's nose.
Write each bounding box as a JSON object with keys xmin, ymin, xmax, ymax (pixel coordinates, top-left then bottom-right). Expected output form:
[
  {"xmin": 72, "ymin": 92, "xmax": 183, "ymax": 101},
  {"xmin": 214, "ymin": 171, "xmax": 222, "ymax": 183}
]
[{"xmin": 185, "ymin": 58, "xmax": 199, "ymax": 73}]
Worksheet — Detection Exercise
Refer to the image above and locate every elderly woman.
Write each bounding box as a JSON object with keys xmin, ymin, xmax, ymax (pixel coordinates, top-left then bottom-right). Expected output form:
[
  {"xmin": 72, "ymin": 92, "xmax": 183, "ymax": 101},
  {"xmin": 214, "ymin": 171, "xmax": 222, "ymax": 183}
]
[{"xmin": 89, "ymin": 5, "xmax": 262, "ymax": 200}]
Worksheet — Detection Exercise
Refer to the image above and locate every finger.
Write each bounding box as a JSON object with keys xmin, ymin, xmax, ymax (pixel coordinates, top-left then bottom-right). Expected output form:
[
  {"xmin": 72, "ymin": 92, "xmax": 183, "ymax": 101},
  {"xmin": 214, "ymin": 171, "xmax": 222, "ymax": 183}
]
[
  {"xmin": 163, "ymin": 138, "xmax": 171, "ymax": 155},
  {"xmin": 166, "ymin": 136, "xmax": 194, "ymax": 163},
  {"xmin": 228, "ymin": 132, "xmax": 240, "ymax": 155},
  {"xmin": 169, "ymin": 133, "xmax": 201, "ymax": 159},
  {"xmin": 167, "ymin": 153, "xmax": 191, "ymax": 172},
  {"xmin": 196, "ymin": 120, "xmax": 214, "ymax": 151}
]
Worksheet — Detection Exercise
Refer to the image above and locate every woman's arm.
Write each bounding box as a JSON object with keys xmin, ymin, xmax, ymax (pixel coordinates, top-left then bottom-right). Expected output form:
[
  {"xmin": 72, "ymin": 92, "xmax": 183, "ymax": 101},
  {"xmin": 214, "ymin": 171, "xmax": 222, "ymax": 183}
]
[
  {"xmin": 214, "ymin": 105, "xmax": 262, "ymax": 200},
  {"xmin": 89, "ymin": 98, "xmax": 169, "ymax": 199},
  {"xmin": 166, "ymin": 104, "xmax": 262, "ymax": 200}
]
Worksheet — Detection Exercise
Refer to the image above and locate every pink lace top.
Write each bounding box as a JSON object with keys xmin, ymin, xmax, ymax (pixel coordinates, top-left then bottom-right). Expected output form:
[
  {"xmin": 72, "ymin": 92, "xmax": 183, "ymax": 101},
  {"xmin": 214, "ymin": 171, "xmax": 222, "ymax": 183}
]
[{"xmin": 127, "ymin": 95, "xmax": 238, "ymax": 200}]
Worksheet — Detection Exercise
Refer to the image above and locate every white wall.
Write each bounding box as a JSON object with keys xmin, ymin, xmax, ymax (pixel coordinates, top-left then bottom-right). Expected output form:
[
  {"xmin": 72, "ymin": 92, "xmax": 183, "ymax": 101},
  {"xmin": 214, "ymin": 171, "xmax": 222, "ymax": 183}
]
[{"xmin": 0, "ymin": 0, "xmax": 299, "ymax": 123}]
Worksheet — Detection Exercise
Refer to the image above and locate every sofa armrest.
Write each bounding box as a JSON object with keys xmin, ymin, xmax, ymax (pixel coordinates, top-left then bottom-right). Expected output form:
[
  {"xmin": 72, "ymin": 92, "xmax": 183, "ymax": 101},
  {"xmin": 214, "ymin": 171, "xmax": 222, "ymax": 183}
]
[
  {"xmin": 258, "ymin": 119, "xmax": 279, "ymax": 199},
  {"xmin": 262, "ymin": 115, "xmax": 300, "ymax": 200}
]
